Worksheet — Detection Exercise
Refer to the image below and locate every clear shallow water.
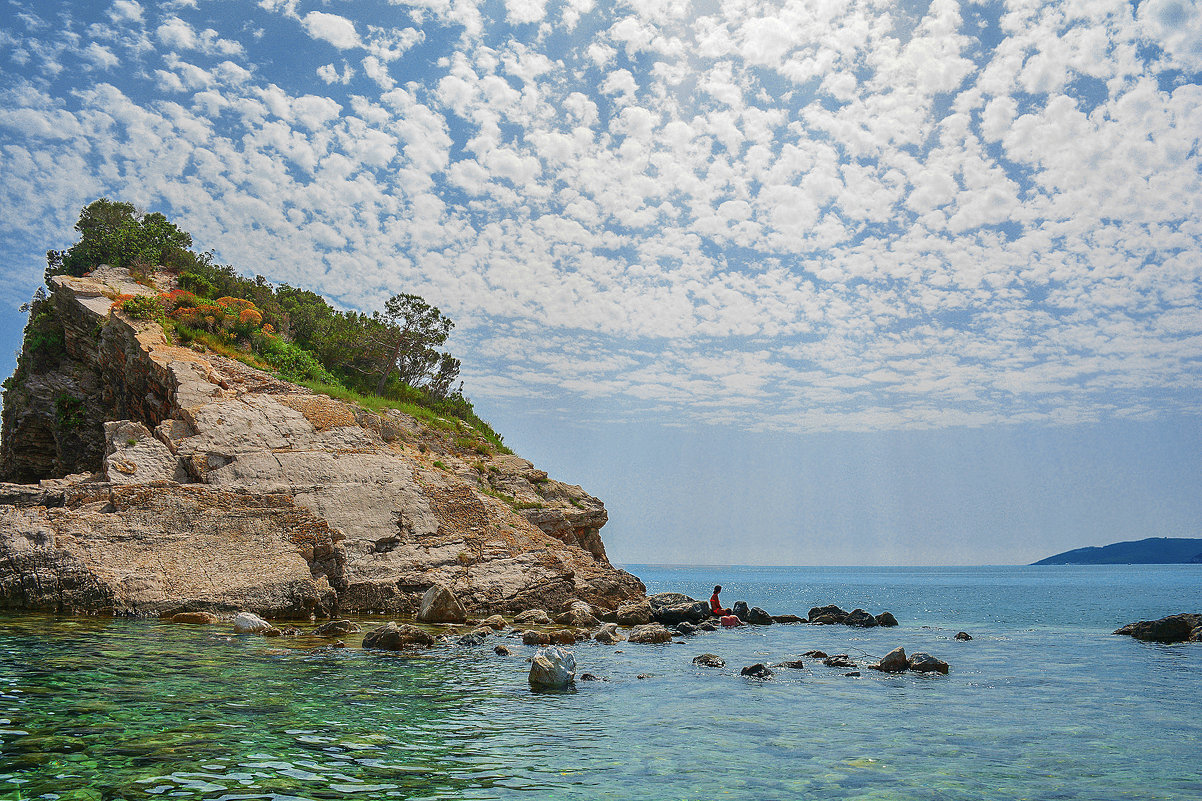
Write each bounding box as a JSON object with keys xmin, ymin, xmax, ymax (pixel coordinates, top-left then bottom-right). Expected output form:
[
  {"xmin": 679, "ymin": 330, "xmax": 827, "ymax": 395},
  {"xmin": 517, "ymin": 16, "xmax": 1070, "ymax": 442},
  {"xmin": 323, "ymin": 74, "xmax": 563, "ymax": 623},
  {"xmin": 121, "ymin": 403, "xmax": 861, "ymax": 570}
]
[{"xmin": 1, "ymin": 565, "xmax": 1200, "ymax": 800}]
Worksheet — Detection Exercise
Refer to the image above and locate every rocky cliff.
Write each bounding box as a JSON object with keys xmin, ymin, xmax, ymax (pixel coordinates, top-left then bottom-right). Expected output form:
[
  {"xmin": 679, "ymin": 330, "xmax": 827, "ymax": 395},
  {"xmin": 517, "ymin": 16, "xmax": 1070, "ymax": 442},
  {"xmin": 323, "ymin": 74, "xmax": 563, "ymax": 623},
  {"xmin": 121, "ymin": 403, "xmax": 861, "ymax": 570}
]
[{"xmin": 0, "ymin": 267, "xmax": 644, "ymax": 618}]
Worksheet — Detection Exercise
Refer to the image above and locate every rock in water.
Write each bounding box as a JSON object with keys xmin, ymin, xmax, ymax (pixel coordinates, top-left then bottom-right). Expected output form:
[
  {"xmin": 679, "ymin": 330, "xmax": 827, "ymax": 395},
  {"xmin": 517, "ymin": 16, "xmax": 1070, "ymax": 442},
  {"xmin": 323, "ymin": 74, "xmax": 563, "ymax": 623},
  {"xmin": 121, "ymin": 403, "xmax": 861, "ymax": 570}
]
[
  {"xmin": 1114, "ymin": 613, "xmax": 1202, "ymax": 643},
  {"xmin": 615, "ymin": 599, "xmax": 652, "ymax": 625},
  {"xmin": 746, "ymin": 607, "xmax": 774, "ymax": 625},
  {"xmin": 362, "ymin": 622, "xmax": 436, "ymax": 650},
  {"xmin": 494, "ymin": 644, "xmax": 511, "ymax": 655},
  {"xmin": 740, "ymin": 663, "xmax": 772, "ymax": 679},
  {"xmin": 417, "ymin": 584, "xmax": 467, "ymax": 624},
  {"xmin": 954, "ymin": 631, "xmax": 973, "ymax": 641},
  {"xmin": 233, "ymin": 612, "xmax": 272, "ymax": 634},
  {"xmin": 529, "ymin": 646, "xmax": 576, "ymax": 690},
  {"xmin": 871, "ymin": 646, "xmax": 908, "ymax": 673},
  {"xmin": 844, "ymin": 609, "xmax": 878, "ymax": 627},
  {"xmin": 555, "ymin": 600, "xmax": 600, "ymax": 628},
  {"xmin": 808, "ymin": 605, "xmax": 849, "ymax": 624},
  {"xmin": 875, "ymin": 612, "xmax": 899, "ymax": 627},
  {"xmin": 521, "ymin": 630, "xmax": 551, "ymax": 646},
  {"xmin": 776, "ymin": 660, "xmax": 805, "ymax": 669},
  {"xmin": 908, "ymin": 652, "xmax": 950, "ymax": 674},
  {"xmin": 628, "ymin": 624, "xmax": 673, "ymax": 644},
  {"xmin": 693, "ymin": 653, "xmax": 725, "ymax": 668},
  {"xmin": 313, "ymin": 620, "xmax": 361, "ymax": 637},
  {"xmin": 480, "ymin": 614, "xmax": 507, "ymax": 630},
  {"xmin": 772, "ymin": 614, "xmax": 804, "ymax": 624},
  {"xmin": 515, "ymin": 609, "xmax": 552, "ymax": 625},
  {"xmin": 171, "ymin": 612, "xmax": 217, "ymax": 625},
  {"xmin": 732, "ymin": 601, "xmax": 751, "ymax": 621},
  {"xmin": 593, "ymin": 623, "xmax": 624, "ymax": 644}
]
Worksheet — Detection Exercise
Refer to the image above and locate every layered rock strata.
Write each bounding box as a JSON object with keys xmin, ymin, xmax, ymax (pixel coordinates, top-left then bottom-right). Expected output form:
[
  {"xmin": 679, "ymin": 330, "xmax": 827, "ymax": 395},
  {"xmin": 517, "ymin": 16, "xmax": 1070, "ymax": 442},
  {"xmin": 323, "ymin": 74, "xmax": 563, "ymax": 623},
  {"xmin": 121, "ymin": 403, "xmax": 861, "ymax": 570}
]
[{"xmin": 0, "ymin": 267, "xmax": 644, "ymax": 617}]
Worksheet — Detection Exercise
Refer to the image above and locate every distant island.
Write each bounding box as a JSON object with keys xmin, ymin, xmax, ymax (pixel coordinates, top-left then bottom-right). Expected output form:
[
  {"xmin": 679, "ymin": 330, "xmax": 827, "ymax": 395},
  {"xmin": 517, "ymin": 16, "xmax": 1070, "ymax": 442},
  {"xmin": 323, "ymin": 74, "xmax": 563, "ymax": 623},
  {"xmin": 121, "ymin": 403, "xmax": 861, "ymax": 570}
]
[{"xmin": 1033, "ymin": 537, "xmax": 1202, "ymax": 565}]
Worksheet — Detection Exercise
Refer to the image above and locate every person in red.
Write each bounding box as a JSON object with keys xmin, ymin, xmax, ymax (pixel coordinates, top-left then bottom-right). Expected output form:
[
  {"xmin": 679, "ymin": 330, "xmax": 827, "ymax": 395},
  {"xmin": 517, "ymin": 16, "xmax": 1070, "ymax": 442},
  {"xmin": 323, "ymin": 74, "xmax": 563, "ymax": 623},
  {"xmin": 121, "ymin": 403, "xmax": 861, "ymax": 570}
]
[{"xmin": 710, "ymin": 585, "xmax": 732, "ymax": 616}]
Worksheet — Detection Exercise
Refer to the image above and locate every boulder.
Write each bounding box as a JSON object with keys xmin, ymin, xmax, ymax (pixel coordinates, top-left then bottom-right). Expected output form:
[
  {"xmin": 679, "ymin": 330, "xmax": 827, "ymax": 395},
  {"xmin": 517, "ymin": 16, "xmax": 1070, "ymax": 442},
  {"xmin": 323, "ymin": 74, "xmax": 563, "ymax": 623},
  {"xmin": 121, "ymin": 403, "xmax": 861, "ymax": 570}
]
[
  {"xmin": 528, "ymin": 646, "xmax": 576, "ymax": 690},
  {"xmin": 844, "ymin": 609, "xmax": 878, "ymax": 627},
  {"xmin": 808, "ymin": 605, "xmax": 848, "ymax": 624},
  {"xmin": 908, "ymin": 652, "xmax": 949, "ymax": 674},
  {"xmin": 746, "ymin": 607, "xmax": 774, "ymax": 625},
  {"xmin": 615, "ymin": 599, "xmax": 653, "ymax": 626},
  {"xmin": 593, "ymin": 623, "xmax": 624, "ymax": 644},
  {"xmin": 521, "ymin": 629, "xmax": 552, "ymax": 646},
  {"xmin": 1114, "ymin": 613, "xmax": 1202, "ymax": 643},
  {"xmin": 362, "ymin": 622, "xmax": 436, "ymax": 650},
  {"xmin": 875, "ymin": 612, "xmax": 899, "ymax": 627},
  {"xmin": 171, "ymin": 612, "xmax": 218, "ymax": 625},
  {"xmin": 515, "ymin": 609, "xmax": 552, "ymax": 626},
  {"xmin": 549, "ymin": 628, "xmax": 580, "ymax": 645},
  {"xmin": 822, "ymin": 654, "xmax": 856, "ymax": 668},
  {"xmin": 699, "ymin": 622, "xmax": 718, "ymax": 631},
  {"xmin": 777, "ymin": 659, "xmax": 805, "ymax": 669},
  {"xmin": 954, "ymin": 631, "xmax": 973, "ymax": 641},
  {"xmin": 871, "ymin": 646, "xmax": 908, "ymax": 673},
  {"xmin": 732, "ymin": 600, "xmax": 751, "ymax": 621},
  {"xmin": 494, "ymin": 644, "xmax": 510, "ymax": 655},
  {"xmin": 772, "ymin": 614, "xmax": 805, "ymax": 624},
  {"xmin": 313, "ymin": 620, "xmax": 361, "ymax": 637},
  {"xmin": 457, "ymin": 632, "xmax": 487, "ymax": 646},
  {"xmin": 628, "ymin": 623, "xmax": 673, "ymax": 644},
  {"xmin": 481, "ymin": 614, "xmax": 507, "ymax": 630},
  {"xmin": 674, "ymin": 621, "xmax": 698, "ymax": 635},
  {"xmin": 651, "ymin": 601, "xmax": 711, "ymax": 625},
  {"xmin": 740, "ymin": 663, "xmax": 772, "ymax": 679},
  {"xmin": 416, "ymin": 584, "xmax": 467, "ymax": 624},
  {"xmin": 803, "ymin": 650, "xmax": 827, "ymax": 658},
  {"xmin": 647, "ymin": 592, "xmax": 694, "ymax": 609},
  {"xmin": 233, "ymin": 612, "xmax": 272, "ymax": 634},
  {"xmin": 1193, "ymin": 626, "xmax": 1202, "ymax": 642},
  {"xmin": 693, "ymin": 653, "xmax": 725, "ymax": 668},
  {"xmin": 554, "ymin": 601, "xmax": 599, "ymax": 628},
  {"xmin": 719, "ymin": 614, "xmax": 742, "ymax": 627}
]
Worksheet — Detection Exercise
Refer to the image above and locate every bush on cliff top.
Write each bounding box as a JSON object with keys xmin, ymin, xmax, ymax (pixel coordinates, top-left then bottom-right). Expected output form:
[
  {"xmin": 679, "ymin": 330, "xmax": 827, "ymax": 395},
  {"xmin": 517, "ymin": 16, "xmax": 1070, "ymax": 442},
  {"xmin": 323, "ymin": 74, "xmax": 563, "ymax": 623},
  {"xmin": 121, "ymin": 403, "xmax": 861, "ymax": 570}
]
[{"xmin": 38, "ymin": 198, "xmax": 508, "ymax": 453}]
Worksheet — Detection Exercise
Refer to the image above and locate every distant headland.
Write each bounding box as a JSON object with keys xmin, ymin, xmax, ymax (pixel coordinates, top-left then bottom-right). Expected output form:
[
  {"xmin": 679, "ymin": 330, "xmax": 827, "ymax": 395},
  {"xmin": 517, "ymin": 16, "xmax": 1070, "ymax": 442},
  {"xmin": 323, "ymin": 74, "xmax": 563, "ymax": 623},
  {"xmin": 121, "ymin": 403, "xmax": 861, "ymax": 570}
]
[{"xmin": 1032, "ymin": 537, "xmax": 1202, "ymax": 565}]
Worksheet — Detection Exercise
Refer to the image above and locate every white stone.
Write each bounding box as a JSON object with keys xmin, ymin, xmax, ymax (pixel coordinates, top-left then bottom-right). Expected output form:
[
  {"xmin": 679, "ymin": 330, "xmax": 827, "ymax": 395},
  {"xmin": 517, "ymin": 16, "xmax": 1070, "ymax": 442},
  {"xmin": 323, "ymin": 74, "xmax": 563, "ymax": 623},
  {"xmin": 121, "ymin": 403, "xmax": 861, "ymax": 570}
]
[
  {"xmin": 233, "ymin": 611, "xmax": 272, "ymax": 633},
  {"xmin": 528, "ymin": 646, "xmax": 576, "ymax": 689}
]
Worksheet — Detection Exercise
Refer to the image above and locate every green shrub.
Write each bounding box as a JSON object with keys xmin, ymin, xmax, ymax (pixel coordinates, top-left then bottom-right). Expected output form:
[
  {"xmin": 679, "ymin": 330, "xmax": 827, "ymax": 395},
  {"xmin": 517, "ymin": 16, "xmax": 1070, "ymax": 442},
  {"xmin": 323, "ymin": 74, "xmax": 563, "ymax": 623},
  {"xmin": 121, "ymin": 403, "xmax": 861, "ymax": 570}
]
[
  {"xmin": 120, "ymin": 294, "xmax": 166, "ymax": 324},
  {"xmin": 55, "ymin": 394, "xmax": 85, "ymax": 430}
]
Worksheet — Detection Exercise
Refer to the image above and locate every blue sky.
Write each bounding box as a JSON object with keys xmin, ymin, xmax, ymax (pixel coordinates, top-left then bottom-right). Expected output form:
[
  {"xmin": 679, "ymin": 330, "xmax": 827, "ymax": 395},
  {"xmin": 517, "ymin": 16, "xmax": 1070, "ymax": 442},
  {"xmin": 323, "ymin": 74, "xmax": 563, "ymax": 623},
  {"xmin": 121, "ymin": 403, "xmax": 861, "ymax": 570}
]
[{"xmin": 1, "ymin": 0, "xmax": 1201, "ymax": 564}]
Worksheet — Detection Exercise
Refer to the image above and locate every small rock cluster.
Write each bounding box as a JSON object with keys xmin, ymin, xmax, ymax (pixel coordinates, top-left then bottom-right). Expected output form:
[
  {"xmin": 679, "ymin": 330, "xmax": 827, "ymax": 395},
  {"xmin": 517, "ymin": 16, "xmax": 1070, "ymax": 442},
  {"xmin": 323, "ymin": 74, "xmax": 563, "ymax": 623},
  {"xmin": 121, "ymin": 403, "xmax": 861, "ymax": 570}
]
[{"xmin": 1114, "ymin": 613, "xmax": 1202, "ymax": 644}]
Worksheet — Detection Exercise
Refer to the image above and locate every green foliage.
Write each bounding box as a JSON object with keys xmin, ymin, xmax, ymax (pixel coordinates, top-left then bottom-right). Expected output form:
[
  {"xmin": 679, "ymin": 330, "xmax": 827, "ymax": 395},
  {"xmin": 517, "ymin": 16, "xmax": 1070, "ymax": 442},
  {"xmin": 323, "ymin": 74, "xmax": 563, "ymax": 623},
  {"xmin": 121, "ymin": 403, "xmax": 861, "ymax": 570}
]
[
  {"xmin": 177, "ymin": 270, "xmax": 216, "ymax": 297},
  {"xmin": 45, "ymin": 199, "xmax": 193, "ymax": 283},
  {"xmin": 119, "ymin": 294, "xmax": 166, "ymax": 324},
  {"xmin": 253, "ymin": 333, "xmax": 337, "ymax": 384},
  {"xmin": 432, "ymin": 460, "xmax": 449, "ymax": 471},
  {"xmin": 54, "ymin": 394, "xmax": 85, "ymax": 430}
]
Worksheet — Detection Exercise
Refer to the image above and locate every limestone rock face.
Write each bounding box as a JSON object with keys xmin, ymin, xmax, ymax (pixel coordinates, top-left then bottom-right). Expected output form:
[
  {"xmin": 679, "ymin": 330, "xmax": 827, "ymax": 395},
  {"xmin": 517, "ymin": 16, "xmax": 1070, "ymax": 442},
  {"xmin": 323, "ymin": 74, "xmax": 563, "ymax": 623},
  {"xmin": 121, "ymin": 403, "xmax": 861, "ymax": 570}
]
[{"xmin": 0, "ymin": 267, "xmax": 646, "ymax": 618}]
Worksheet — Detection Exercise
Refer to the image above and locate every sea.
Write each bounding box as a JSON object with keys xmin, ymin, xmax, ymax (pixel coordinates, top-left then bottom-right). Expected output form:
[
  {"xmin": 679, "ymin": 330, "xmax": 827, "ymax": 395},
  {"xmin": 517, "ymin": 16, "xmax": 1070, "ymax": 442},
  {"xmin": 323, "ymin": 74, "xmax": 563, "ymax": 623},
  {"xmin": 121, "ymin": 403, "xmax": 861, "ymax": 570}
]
[{"xmin": 1, "ymin": 564, "xmax": 1200, "ymax": 801}]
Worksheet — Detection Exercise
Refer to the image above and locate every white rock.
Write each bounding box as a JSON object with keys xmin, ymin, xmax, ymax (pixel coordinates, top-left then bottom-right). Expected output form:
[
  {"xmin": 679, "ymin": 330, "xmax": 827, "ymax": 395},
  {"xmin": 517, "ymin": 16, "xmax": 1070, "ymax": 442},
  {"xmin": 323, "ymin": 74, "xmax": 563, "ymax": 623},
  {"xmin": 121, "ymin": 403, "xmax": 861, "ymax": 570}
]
[
  {"xmin": 528, "ymin": 646, "xmax": 576, "ymax": 690},
  {"xmin": 233, "ymin": 611, "xmax": 272, "ymax": 633}
]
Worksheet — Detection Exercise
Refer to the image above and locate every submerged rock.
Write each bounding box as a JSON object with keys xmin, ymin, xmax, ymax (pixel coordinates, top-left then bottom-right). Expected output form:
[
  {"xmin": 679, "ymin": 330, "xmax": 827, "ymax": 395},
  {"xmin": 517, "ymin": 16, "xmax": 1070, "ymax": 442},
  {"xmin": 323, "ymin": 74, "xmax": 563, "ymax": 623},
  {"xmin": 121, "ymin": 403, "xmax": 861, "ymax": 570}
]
[
  {"xmin": 362, "ymin": 622, "xmax": 436, "ymax": 650},
  {"xmin": 776, "ymin": 659, "xmax": 805, "ymax": 669},
  {"xmin": 171, "ymin": 612, "xmax": 217, "ymax": 625},
  {"xmin": 822, "ymin": 654, "xmax": 856, "ymax": 668},
  {"xmin": 528, "ymin": 646, "xmax": 575, "ymax": 690}
]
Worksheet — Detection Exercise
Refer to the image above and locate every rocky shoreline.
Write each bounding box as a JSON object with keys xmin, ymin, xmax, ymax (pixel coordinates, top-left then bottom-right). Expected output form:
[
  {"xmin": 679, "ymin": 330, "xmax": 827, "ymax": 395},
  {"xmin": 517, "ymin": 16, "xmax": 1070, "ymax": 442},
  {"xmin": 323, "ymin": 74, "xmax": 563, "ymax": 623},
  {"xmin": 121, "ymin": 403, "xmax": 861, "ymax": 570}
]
[{"xmin": 0, "ymin": 267, "xmax": 643, "ymax": 617}]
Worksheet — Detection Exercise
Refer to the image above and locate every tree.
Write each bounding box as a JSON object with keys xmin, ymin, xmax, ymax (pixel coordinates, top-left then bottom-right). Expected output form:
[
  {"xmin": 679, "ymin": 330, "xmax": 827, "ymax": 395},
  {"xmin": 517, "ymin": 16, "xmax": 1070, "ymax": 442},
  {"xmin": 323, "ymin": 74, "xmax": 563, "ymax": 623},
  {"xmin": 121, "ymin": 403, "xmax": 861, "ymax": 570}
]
[
  {"xmin": 370, "ymin": 293, "xmax": 460, "ymax": 398},
  {"xmin": 46, "ymin": 199, "xmax": 194, "ymax": 283}
]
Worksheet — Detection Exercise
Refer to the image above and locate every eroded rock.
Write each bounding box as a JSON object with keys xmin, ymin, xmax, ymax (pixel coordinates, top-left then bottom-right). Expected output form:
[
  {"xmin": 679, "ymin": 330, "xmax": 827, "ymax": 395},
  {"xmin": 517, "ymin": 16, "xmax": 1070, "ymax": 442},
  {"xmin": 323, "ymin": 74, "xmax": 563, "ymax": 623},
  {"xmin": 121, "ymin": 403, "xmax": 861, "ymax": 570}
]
[{"xmin": 362, "ymin": 622, "xmax": 436, "ymax": 650}]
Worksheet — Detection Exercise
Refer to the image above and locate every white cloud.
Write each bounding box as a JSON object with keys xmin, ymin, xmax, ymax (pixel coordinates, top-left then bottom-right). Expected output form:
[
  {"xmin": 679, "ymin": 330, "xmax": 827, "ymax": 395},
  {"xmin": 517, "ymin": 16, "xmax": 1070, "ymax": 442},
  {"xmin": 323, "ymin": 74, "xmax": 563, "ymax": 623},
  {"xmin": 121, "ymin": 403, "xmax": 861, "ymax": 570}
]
[
  {"xmin": 505, "ymin": 0, "xmax": 547, "ymax": 27},
  {"xmin": 109, "ymin": 1, "xmax": 144, "ymax": 24},
  {"xmin": 317, "ymin": 62, "xmax": 354, "ymax": 85},
  {"xmin": 301, "ymin": 11, "xmax": 361, "ymax": 50}
]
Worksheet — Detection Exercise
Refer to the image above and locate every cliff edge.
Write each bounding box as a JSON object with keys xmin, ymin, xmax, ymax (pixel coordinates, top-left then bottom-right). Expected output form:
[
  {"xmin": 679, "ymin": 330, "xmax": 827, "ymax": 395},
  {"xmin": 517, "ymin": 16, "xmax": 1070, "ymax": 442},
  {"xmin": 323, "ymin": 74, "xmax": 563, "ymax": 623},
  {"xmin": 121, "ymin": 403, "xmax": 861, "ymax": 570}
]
[{"xmin": 0, "ymin": 267, "xmax": 645, "ymax": 617}]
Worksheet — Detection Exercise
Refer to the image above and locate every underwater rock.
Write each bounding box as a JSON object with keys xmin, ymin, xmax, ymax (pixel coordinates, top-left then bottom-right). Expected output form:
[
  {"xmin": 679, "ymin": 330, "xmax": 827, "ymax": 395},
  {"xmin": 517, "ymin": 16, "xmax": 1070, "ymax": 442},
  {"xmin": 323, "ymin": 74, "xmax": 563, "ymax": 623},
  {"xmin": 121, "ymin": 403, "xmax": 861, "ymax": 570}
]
[
  {"xmin": 313, "ymin": 619, "xmax": 361, "ymax": 637},
  {"xmin": 170, "ymin": 612, "xmax": 217, "ymax": 625}
]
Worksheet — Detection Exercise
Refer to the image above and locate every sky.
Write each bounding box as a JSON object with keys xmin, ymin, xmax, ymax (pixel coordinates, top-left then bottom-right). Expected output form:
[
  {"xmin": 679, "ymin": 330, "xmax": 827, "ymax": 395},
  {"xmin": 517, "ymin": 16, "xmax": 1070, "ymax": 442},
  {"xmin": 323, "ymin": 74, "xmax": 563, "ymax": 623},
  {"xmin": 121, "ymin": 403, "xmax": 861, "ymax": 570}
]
[{"xmin": 1, "ymin": 0, "xmax": 1201, "ymax": 566}]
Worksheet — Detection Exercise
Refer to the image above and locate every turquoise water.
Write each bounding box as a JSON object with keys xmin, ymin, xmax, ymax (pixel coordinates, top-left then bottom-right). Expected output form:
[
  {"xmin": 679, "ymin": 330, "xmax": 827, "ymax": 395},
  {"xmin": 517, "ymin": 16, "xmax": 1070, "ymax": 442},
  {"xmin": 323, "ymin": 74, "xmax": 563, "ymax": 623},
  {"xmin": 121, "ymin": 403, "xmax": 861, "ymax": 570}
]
[{"xmin": 2, "ymin": 565, "xmax": 1200, "ymax": 800}]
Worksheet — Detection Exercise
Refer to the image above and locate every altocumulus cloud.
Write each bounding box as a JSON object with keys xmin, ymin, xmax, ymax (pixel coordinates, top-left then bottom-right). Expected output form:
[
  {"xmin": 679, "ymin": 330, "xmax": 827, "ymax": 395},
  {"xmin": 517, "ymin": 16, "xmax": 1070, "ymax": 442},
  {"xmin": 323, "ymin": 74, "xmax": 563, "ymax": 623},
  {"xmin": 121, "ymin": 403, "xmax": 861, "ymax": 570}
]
[{"xmin": 0, "ymin": 0, "xmax": 1200, "ymax": 433}]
